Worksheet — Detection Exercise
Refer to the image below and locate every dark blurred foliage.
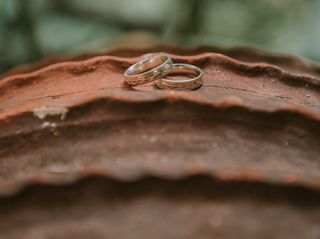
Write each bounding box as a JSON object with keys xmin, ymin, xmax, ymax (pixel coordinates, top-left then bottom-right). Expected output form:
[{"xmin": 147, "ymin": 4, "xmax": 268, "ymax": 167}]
[{"xmin": 0, "ymin": 0, "xmax": 319, "ymax": 73}]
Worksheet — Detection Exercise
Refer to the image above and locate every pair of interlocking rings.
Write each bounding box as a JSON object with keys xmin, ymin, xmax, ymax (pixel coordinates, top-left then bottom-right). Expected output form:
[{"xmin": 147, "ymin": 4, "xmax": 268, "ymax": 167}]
[{"xmin": 124, "ymin": 55, "xmax": 203, "ymax": 90}]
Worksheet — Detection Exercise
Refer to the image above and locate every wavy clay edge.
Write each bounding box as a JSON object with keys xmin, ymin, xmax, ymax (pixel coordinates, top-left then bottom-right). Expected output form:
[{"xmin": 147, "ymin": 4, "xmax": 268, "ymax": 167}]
[
  {"xmin": 0, "ymin": 53, "xmax": 319, "ymax": 121},
  {"xmin": 0, "ymin": 97, "xmax": 320, "ymax": 197},
  {"xmin": 1, "ymin": 44, "xmax": 320, "ymax": 79}
]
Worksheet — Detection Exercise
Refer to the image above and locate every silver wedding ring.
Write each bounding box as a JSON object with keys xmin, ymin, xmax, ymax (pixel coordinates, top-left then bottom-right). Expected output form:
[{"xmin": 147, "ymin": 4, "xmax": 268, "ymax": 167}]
[
  {"xmin": 124, "ymin": 55, "xmax": 173, "ymax": 86},
  {"xmin": 124, "ymin": 55, "xmax": 203, "ymax": 90},
  {"xmin": 155, "ymin": 63, "xmax": 203, "ymax": 90}
]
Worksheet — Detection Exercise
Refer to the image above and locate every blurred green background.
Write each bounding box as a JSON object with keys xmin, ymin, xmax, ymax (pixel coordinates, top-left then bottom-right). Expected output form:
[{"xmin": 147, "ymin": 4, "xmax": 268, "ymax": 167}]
[{"xmin": 1, "ymin": 0, "xmax": 319, "ymax": 74}]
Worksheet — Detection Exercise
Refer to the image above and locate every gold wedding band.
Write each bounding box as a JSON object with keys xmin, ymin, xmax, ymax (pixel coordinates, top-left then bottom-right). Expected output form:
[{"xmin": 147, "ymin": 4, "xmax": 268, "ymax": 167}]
[
  {"xmin": 155, "ymin": 63, "xmax": 203, "ymax": 90},
  {"xmin": 124, "ymin": 55, "xmax": 173, "ymax": 86}
]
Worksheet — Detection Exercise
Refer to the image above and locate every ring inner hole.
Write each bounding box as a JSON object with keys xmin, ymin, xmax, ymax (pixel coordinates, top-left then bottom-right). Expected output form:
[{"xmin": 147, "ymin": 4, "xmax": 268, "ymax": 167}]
[
  {"xmin": 165, "ymin": 68, "xmax": 198, "ymax": 80},
  {"xmin": 133, "ymin": 57, "xmax": 165, "ymax": 74}
]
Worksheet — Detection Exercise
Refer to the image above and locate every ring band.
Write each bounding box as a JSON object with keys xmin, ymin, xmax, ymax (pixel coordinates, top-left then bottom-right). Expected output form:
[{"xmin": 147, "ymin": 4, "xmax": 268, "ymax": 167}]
[
  {"xmin": 124, "ymin": 55, "xmax": 173, "ymax": 86},
  {"xmin": 155, "ymin": 63, "xmax": 203, "ymax": 90}
]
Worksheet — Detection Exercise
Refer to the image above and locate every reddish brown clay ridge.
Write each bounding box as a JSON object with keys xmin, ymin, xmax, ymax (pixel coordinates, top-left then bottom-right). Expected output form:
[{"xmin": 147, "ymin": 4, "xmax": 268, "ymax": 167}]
[{"xmin": 2, "ymin": 44, "xmax": 320, "ymax": 78}]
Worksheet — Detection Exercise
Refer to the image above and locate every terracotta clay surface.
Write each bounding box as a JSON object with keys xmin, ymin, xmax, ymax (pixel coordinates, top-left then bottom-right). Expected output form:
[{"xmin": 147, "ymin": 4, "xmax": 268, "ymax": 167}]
[{"xmin": 0, "ymin": 45, "xmax": 320, "ymax": 238}]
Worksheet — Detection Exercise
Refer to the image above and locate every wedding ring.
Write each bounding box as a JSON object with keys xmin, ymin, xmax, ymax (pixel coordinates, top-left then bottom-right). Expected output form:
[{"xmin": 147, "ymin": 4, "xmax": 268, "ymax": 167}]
[
  {"xmin": 155, "ymin": 63, "xmax": 203, "ymax": 90},
  {"xmin": 124, "ymin": 55, "xmax": 173, "ymax": 86}
]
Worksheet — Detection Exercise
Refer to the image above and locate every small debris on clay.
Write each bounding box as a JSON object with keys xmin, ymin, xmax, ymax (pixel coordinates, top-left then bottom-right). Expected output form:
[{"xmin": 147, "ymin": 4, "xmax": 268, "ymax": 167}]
[
  {"xmin": 47, "ymin": 165, "xmax": 69, "ymax": 174},
  {"xmin": 283, "ymin": 140, "xmax": 289, "ymax": 146},
  {"xmin": 41, "ymin": 121, "xmax": 57, "ymax": 129},
  {"xmin": 33, "ymin": 106, "xmax": 68, "ymax": 120},
  {"xmin": 212, "ymin": 142, "xmax": 219, "ymax": 148}
]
